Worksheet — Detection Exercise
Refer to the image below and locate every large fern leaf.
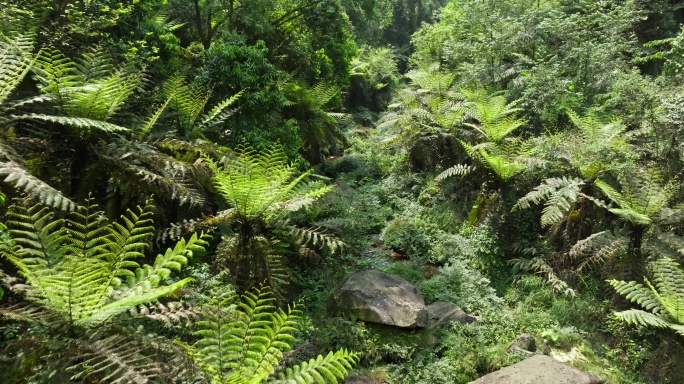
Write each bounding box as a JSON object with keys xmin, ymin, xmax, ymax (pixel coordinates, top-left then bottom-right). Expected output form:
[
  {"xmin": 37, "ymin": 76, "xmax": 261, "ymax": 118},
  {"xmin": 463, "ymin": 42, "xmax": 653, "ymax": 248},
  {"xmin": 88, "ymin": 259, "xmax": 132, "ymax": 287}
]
[
  {"xmin": 610, "ymin": 257, "xmax": 684, "ymax": 336},
  {"xmin": 270, "ymin": 349, "xmax": 360, "ymax": 384}
]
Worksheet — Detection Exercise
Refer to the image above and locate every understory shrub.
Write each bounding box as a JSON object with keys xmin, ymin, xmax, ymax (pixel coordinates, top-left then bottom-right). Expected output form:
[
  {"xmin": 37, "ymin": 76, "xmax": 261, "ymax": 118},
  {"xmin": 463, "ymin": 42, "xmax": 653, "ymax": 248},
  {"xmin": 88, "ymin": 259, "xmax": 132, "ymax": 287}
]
[{"xmin": 382, "ymin": 218, "xmax": 431, "ymax": 260}]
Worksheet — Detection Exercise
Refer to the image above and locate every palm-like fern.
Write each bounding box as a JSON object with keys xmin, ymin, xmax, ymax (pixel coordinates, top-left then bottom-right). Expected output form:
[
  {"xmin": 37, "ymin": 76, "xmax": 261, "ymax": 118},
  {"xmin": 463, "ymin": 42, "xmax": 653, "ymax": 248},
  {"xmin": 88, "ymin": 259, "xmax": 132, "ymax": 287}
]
[
  {"xmin": 20, "ymin": 47, "xmax": 135, "ymax": 132},
  {"xmin": 564, "ymin": 170, "xmax": 678, "ymax": 279},
  {"xmin": 1, "ymin": 198, "xmax": 209, "ymax": 327},
  {"xmin": 208, "ymin": 144, "xmax": 342, "ymax": 294},
  {"xmin": 609, "ymin": 257, "xmax": 684, "ymax": 336},
  {"xmin": 513, "ymin": 177, "xmax": 586, "ymax": 227},
  {"xmin": 459, "ymin": 138, "xmax": 537, "ymax": 182},
  {"xmin": 213, "ymin": 144, "xmax": 333, "ymax": 224},
  {"xmin": 594, "ymin": 169, "xmax": 678, "ymax": 227},
  {"xmin": 515, "ymin": 110, "xmax": 634, "ymax": 229},
  {"xmin": 0, "ymin": 32, "xmax": 79, "ymax": 210},
  {"xmin": 184, "ymin": 285, "xmax": 359, "ymax": 384},
  {"xmin": 460, "ymin": 89, "xmax": 527, "ymax": 143},
  {"xmin": 0, "ymin": 199, "xmax": 210, "ymax": 382},
  {"xmin": 378, "ymin": 70, "xmax": 462, "ymax": 134},
  {"xmin": 282, "ymin": 81, "xmax": 347, "ymax": 162},
  {"xmin": 2, "ymin": 42, "xmax": 236, "ymax": 211},
  {"xmin": 562, "ymin": 111, "xmax": 632, "ymax": 180},
  {"xmin": 435, "ymin": 90, "xmax": 534, "ymax": 183},
  {"xmin": 139, "ymin": 75, "xmax": 241, "ymax": 139}
]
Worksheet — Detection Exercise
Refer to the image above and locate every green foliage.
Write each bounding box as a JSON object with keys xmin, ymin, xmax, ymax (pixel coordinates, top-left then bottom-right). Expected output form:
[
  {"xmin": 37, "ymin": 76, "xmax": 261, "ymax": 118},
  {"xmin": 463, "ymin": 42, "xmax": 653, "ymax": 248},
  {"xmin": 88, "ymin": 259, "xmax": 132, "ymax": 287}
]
[
  {"xmin": 514, "ymin": 176, "xmax": 585, "ymax": 228},
  {"xmin": 382, "ymin": 218, "xmax": 431, "ymax": 261},
  {"xmin": 212, "ymin": 144, "xmax": 332, "ymax": 225},
  {"xmin": 282, "ymin": 80, "xmax": 347, "ymax": 162},
  {"xmin": 609, "ymin": 257, "xmax": 684, "ymax": 336},
  {"xmin": 1, "ymin": 198, "xmax": 209, "ymax": 327},
  {"xmin": 594, "ymin": 170, "xmax": 678, "ymax": 227},
  {"xmin": 419, "ymin": 258, "xmax": 502, "ymax": 313},
  {"xmin": 184, "ymin": 285, "xmax": 359, "ymax": 383},
  {"xmin": 460, "ymin": 90, "xmax": 526, "ymax": 143},
  {"xmin": 0, "ymin": 198, "xmax": 209, "ymax": 383},
  {"xmin": 0, "ymin": 32, "xmax": 78, "ymax": 211},
  {"xmin": 208, "ymin": 143, "xmax": 342, "ymax": 293},
  {"xmin": 459, "ymin": 138, "xmax": 537, "ymax": 182},
  {"xmin": 32, "ymin": 47, "xmax": 140, "ymax": 122},
  {"xmin": 348, "ymin": 46, "xmax": 400, "ymax": 112}
]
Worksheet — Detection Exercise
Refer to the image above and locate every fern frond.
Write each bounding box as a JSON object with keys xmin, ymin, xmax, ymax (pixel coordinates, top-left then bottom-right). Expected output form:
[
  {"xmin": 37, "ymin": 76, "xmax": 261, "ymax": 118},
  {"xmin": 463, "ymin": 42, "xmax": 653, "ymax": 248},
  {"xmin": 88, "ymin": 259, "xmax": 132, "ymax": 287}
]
[
  {"xmin": 609, "ymin": 279, "xmax": 666, "ymax": 315},
  {"xmin": 212, "ymin": 144, "xmax": 332, "ymax": 223},
  {"xmin": 611, "ymin": 257, "xmax": 684, "ymax": 335},
  {"xmin": 69, "ymin": 333, "xmax": 161, "ymax": 384},
  {"xmin": 436, "ymin": 164, "xmax": 475, "ymax": 181},
  {"xmin": 0, "ymin": 302, "xmax": 63, "ymax": 327},
  {"xmin": 0, "ymin": 161, "xmax": 76, "ymax": 210},
  {"xmin": 0, "ymin": 33, "xmax": 37, "ymax": 106},
  {"xmin": 288, "ymin": 226, "xmax": 345, "ymax": 254},
  {"xmin": 270, "ymin": 349, "xmax": 360, "ymax": 384},
  {"xmin": 595, "ymin": 169, "xmax": 678, "ymax": 225},
  {"xmin": 514, "ymin": 177, "xmax": 584, "ymax": 227},
  {"xmin": 127, "ymin": 231, "xmax": 210, "ymax": 295},
  {"xmin": 2, "ymin": 200, "xmax": 209, "ymax": 327},
  {"xmin": 613, "ymin": 309, "xmax": 671, "ymax": 329},
  {"xmin": 101, "ymin": 203, "xmax": 155, "ymax": 286},
  {"xmin": 164, "ymin": 75, "xmax": 210, "ymax": 134},
  {"xmin": 199, "ymin": 90, "xmax": 243, "ymax": 128},
  {"xmin": 154, "ymin": 209, "xmax": 234, "ymax": 244},
  {"xmin": 510, "ymin": 257, "xmax": 575, "ymax": 297},
  {"xmin": 650, "ymin": 257, "xmax": 684, "ymax": 322},
  {"xmin": 14, "ymin": 113, "xmax": 129, "ymax": 133},
  {"xmin": 567, "ymin": 230, "xmax": 626, "ymax": 272},
  {"xmin": 132, "ymin": 300, "xmax": 200, "ymax": 326}
]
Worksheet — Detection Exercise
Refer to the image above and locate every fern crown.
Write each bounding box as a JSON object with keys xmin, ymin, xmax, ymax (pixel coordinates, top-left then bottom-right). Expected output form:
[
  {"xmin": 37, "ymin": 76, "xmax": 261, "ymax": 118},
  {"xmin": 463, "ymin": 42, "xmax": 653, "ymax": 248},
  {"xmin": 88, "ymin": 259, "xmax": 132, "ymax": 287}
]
[{"xmin": 1, "ymin": 198, "xmax": 209, "ymax": 327}]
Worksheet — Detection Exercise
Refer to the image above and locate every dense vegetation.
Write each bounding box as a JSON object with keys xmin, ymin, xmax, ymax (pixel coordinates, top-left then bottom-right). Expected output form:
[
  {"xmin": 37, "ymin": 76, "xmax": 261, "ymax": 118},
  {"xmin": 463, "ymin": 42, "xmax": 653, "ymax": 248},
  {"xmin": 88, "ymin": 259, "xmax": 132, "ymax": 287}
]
[{"xmin": 1, "ymin": 0, "xmax": 684, "ymax": 383}]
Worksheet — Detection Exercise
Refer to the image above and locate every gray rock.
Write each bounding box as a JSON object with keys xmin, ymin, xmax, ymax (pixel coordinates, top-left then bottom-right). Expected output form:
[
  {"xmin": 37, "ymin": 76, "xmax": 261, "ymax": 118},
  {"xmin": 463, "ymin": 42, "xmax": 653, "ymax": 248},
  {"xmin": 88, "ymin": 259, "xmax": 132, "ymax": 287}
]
[
  {"xmin": 509, "ymin": 333, "xmax": 536, "ymax": 353},
  {"xmin": 427, "ymin": 301, "xmax": 481, "ymax": 328},
  {"xmin": 468, "ymin": 355, "xmax": 604, "ymax": 384},
  {"xmin": 330, "ymin": 270, "xmax": 428, "ymax": 328}
]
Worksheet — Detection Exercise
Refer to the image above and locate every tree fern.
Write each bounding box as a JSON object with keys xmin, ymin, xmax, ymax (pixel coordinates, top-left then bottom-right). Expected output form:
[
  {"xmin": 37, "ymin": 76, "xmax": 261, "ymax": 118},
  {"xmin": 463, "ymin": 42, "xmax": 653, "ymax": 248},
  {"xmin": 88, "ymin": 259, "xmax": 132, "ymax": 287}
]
[
  {"xmin": 460, "ymin": 89, "xmax": 526, "ymax": 143},
  {"xmin": 0, "ymin": 33, "xmax": 37, "ymax": 110},
  {"xmin": 1, "ymin": 198, "xmax": 210, "ymax": 327},
  {"xmin": 609, "ymin": 257, "xmax": 684, "ymax": 336},
  {"xmin": 0, "ymin": 198, "xmax": 210, "ymax": 382},
  {"xmin": 567, "ymin": 230, "xmax": 627, "ymax": 273},
  {"xmin": 594, "ymin": 169, "xmax": 678, "ymax": 226},
  {"xmin": 515, "ymin": 110, "xmax": 633, "ymax": 231},
  {"xmin": 557, "ymin": 110, "xmax": 632, "ymax": 180},
  {"xmin": 376, "ymin": 69, "xmax": 464, "ymax": 156},
  {"xmin": 32, "ymin": 47, "xmax": 140, "ymax": 122},
  {"xmin": 212, "ymin": 144, "xmax": 333, "ymax": 223},
  {"xmin": 207, "ymin": 143, "xmax": 340, "ymax": 293},
  {"xmin": 282, "ymin": 80, "xmax": 347, "ymax": 162},
  {"xmin": 184, "ymin": 286, "xmax": 359, "ymax": 384},
  {"xmin": 460, "ymin": 138, "xmax": 534, "ymax": 182},
  {"xmin": 513, "ymin": 177, "xmax": 586, "ymax": 227}
]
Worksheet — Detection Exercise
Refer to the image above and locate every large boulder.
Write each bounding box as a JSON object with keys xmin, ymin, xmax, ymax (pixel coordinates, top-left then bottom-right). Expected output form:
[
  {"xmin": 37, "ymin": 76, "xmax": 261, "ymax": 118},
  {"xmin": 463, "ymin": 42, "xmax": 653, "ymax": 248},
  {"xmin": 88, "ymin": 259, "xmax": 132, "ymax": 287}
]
[
  {"xmin": 468, "ymin": 355, "xmax": 604, "ymax": 384},
  {"xmin": 330, "ymin": 270, "xmax": 428, "ymax": 328},
  {"xmin": 427, "ymin": 301, "xmax": 481, "ymax": 328}
]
